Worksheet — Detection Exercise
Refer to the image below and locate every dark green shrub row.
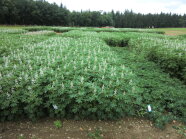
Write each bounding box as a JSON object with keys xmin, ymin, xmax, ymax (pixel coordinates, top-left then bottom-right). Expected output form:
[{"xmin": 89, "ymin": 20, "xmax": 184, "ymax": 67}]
[
  {"xmin": 23, "ymin": 26, "xmax": 165, "ymax": 34},
  {"xmin": 147, "ymin": 48, "xmax": 186, "ymax": 84},
  {"xmin": 104, "ymin": 38, "xmax": 129, "ymax": 47},
  {"xmin": 0, "ymin": 71, "xmax": 141, "ymax": 121},
  {"xmin": 24, "ymin": 26, "xmax": 51, "ymax": 32},
  {"xmin": 129, "ymin": 34, "xmax": 186, "ymax": 84},
  {"xmin": 111, "ymin": 47, "xmax": 186, "ymax": 128}
]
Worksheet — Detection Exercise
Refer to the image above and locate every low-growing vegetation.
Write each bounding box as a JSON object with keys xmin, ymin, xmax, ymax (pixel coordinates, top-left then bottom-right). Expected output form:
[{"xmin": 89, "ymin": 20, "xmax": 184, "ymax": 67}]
[
  {"xmin": 0, "ymin": 27, "xmax": 186, "ymax": 130},
  {"xmin": 54, "ymin": 120, "xmax": 63, "ymax": 129},
  {"xmin": 88, "ymin": 128, "xmax": 103, "ymax": 139},
  {"xmin": 130, "ymin": 33, "xmax": 186, "ymax": 83}
]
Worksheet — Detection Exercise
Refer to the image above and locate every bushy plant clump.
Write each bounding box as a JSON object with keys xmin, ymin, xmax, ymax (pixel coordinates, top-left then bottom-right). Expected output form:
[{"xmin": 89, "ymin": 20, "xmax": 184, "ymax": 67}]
[
  {"xmin": 23, "ymin": 26, "xmax": 51, "ymax": 32},
  {"xmin": 0, "ymin": 31, "xmax": 49, "ymax": 58},
  {"xmin": 0, "ymin": 28, "xmax": 27, "ymax": 34},
  {"xmin": 129, "ymin": 33, "xmax": 186, "ymax": 83},
  {"xmin": 111, "ymin": 47, "xmax": 186, "ymax": 128},
  {"xmin": 0, "ymin": 31, "xmax": 140, "ymax": 121}
]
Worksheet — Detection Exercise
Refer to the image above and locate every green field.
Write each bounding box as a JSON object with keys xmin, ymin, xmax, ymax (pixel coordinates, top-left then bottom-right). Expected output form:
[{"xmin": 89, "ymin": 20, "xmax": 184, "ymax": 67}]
[{"xmin": 0, "ymin": 26, "xmax": 186, "ymax": 129}]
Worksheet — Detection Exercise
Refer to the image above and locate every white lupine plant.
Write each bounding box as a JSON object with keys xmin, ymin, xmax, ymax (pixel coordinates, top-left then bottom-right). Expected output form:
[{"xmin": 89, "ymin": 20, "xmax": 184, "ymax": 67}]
[
  {"xmin": 1, "ymin": 27, "xmax": 186, "ymax": 129},
  {"xmin": 1, "ymin": 30, "xmax": 140, "ymax": 121}
]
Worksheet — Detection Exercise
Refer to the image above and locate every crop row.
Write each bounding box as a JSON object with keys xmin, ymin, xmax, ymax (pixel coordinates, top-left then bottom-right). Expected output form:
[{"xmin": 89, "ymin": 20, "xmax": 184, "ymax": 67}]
[{"xmin": 23, "ymin": 26, "xmax": 164, "ymax": 34}]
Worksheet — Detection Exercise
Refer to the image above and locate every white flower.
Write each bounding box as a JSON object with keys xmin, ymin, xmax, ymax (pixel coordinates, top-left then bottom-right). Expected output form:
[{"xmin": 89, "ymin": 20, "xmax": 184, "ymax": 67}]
[
  {"xmin": 70, "ymin": 81, "xmax": 74, "ymax": 88},
  {"xmin": 147, "ymin": 105, "xmax": 152, "ymax": 112},
  {"xmin": 53, "ymin": 105, "xmax": 58, "ymax": 110},
  {"xmin": 80, "ymin": 77, "xmax": 84, "ymax": 83},
  {"xmin": 102, "ymin": 85, "xmax": 105, "ymax": 91},
  {"xmin": 114, "ymin": 89, "xmax": 117, "ymax": 95}
]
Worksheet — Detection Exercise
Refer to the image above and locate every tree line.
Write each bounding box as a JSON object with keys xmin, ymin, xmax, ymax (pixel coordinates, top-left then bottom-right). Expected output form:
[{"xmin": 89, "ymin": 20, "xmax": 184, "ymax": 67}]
[{"xmin": 1, "ymin": 0, "xmax": 186, "ymax": 28}]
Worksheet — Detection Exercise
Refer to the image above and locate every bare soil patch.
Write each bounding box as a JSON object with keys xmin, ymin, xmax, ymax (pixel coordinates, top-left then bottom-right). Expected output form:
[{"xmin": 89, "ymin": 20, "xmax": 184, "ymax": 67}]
[
  {"xmin": 165, "ymin": 30, "xmax": 186, "ymax": 36},
  {"xmin": 0, "ymin": 118, "xmax": 184, "ymax": 139}
]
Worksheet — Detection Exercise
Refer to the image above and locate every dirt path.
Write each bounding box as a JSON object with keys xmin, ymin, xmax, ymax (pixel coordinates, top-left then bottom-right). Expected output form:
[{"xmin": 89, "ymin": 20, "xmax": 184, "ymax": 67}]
[{"xmin": 0, "ymin": 118, "xmax": 185, "ymax": 139}]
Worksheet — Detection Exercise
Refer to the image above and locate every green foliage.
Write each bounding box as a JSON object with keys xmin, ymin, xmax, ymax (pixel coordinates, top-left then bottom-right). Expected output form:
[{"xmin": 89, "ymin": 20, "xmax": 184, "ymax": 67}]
[
  {"xmin": 54, "ymin": 120, "xmax": 63, "ymax": 129},
  {"xmin": 129, "ymin": 33, "xmax": 186, "ymax": 84},
  {"xmin": 18, "ymin": 134, "xmax": 26, "ymax": 139},
  {"xmin": 0, "ymin": 28, "xmax": 27, "ymax": 34},
  {"xmin": 24, "ymin": 26, "xmax": 51, "ymax": 32},
  {"xmin": 172, "ymin": 125, "xmax": 186, "ymax": 136},
  {"xmin": 88, "ymin": 128, "xmax": 103, "ymax": 139},
  {"xmin": 0, "ymin": 28, "xmax": 186, "ymax": 129},
  {"xmin": 0, "ymin": 31, "xmax": 50, "ymax": 57},
  {"xmin": 105, "ymin": 38, "xmax": 129, "ymax": 47},
  {"xmin": 0, "ymin": 30, "xmax": 139, "ymax": 121},
  {"xmin": 111, "ymin": 46, "xmax": 186, "ymax": 128}
]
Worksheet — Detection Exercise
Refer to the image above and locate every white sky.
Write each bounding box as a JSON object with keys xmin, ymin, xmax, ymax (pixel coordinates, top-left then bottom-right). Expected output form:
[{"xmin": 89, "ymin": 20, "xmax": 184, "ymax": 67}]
[{"xmin": 47, "ymin": 0, "xmax": 186, "ymax": 14}]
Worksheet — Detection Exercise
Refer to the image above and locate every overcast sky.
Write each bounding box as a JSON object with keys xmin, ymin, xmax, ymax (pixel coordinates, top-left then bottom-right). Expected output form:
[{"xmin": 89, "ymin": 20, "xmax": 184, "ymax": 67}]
[{"xmin": 47, "ymin": 0, "xmax": 186, "ymax": 14}]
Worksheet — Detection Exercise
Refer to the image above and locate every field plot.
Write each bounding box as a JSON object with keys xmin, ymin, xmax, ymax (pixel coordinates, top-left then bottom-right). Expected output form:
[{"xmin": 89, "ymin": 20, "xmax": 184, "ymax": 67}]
[
  {"xmin": 0, "ymin": 27, "xmax": 186, "ymax": 138},
  {"xmin": 155, "ymin": 28, "xmax": 186, "ymax": 36}
]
